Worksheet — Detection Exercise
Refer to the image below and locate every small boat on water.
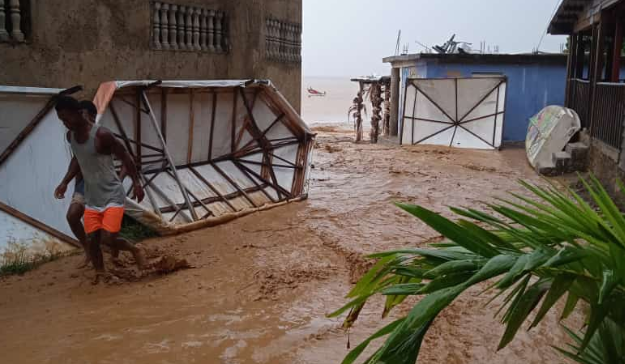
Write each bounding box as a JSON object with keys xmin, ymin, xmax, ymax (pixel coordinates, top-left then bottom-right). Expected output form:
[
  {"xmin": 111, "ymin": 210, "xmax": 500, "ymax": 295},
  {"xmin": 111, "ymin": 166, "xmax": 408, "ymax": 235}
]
[{"xmin": 307, "ymin": 87, "xmax": 326, "ymax": 97}]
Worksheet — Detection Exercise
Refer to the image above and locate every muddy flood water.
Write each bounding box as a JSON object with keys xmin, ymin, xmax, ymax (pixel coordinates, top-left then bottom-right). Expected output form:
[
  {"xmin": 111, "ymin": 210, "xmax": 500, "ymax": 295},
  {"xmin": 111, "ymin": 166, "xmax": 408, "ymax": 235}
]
[{"xmin": 0, "ymin": 127, "xmax": 575, "ymax": 364}]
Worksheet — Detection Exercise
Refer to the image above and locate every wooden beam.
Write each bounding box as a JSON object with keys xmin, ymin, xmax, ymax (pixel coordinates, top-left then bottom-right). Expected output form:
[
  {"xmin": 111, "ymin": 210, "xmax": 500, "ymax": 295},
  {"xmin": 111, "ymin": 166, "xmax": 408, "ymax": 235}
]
[
  {"xmin": 0, "ymin": 100, "xmax": 56, "ymax": 167},
  {"xmin": 612, "ymin": 16, "xmax": 623, "ymax": 82},
  {"xmin": 140, "ymin": 90, "xmax": 199, "ymax": 221},
  {"xmin": 0, "ymin": 201, "xmax": 80, "ymax": 248},
  {"xmin": 188, "ymin": 166, "xmax": 238, "ymax": 212},
  {"xmin": 211, "ymin": 162, "xmax": 258, "ymax": 207},
  {"xmin": 208, "ymin": 92, "xmax": 217, "ymax": 161},
  {"xmin": 158, "ymin": 184, "xmax": 268, "ymax": 213},
  {"xmin": 230, "ymin": 91, "xmax": 238, "ymax": 153},
  {"xmin": 187, "ymin": 90, "xmax": 195, "ymax": 163}
]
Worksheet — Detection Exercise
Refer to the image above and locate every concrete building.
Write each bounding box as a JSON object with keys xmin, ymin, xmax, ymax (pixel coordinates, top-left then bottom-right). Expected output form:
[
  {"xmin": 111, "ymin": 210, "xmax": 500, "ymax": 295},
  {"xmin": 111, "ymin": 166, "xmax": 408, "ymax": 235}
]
[
  {"xmin": 0, "ymin": 0, "xmax": 302, "ymax": 111},
  {"xmin": 383, "ymin": 53, "xmax": 568, "ymax": 142}
]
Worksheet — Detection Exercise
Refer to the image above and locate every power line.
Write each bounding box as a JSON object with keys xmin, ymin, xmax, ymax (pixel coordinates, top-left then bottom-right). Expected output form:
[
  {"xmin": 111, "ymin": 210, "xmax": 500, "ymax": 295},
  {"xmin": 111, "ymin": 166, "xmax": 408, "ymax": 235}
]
[{"xmin": 536, "ymin": 0, "xmax": 562, "ymax": 52}]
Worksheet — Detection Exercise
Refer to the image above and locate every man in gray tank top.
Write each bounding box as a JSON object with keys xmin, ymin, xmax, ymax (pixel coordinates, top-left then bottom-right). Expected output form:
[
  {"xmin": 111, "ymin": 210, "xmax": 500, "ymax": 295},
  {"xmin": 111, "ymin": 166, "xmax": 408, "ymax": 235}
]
[{"xmin": 53, "ymin": 96, "xmax": 145, "ymax": 283}]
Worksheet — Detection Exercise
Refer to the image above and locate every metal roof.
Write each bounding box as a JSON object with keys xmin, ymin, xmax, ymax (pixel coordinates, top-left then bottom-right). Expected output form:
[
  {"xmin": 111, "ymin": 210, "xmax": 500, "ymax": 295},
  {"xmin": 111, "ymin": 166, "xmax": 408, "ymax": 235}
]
[{"xmin": 548, "ymin": 0, "xmax": 624, "ymax": 34}]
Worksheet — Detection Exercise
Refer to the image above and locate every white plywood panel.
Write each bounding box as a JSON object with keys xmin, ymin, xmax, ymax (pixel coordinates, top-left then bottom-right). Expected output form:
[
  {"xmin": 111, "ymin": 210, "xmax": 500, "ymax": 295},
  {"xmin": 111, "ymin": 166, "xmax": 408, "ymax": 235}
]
[
  {"xmin": 457, "ymin": 78, "xmax": 501, "ymax": 120},
  {"xmin": 191, "ymin": 92, "xmax": 213, "ymax": 163},
  {"xmin": 141, "ymin": 92, "xmax": 164, "ymax": 160},
  {"xmin": 0, "ymin": 94, "xmax": 49, "ymax": 153},
  {"xmin": 451, "ymin": 127, "xmax": 494, "ymax": 149},
  {"xmin": 413, "ymin": 79, "xmax": 456, "ymax": 120},
  {"xmin": 166, "ymin": 93, "xmax": 191, "ymax": 165},
  {"xmin": 413, "ymin": 122, "xmax": 454, "ymax": 145},
  {"xmin": 211, "ymin": 92, "xmax": 235, "ymax": 160},
  {"xmin": 0, "ymin": 210, "xmax": 73, "ymax": 263},
  {"xmin": 0, "ymin": 112, "xmax": 74, "ymax": 238}
]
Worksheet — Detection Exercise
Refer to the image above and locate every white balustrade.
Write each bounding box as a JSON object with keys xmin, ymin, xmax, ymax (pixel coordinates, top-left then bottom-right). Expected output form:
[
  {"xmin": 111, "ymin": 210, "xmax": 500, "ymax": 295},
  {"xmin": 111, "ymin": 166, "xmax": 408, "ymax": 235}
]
[
  {"xmin": 200, "ymin": 8, "xmax": 208, "ymax": 51},
  {"xmin": 150, "ymin": 2, "xmax": 228, "ymax": 53},
  {"xmin": 169, "ymin": 4, "xmax": 178, "ymax": 50},
  {"xmin": 0, "ymin": 1, "xmax": 10, "ymax": 42},
  {"xmin": 214, "ymin": 11, "xmax": 223, "ymax": 52},
  {"xmin": 153, "ymin": 2, "xmax": 162, "ymax": 49},
  {"xmin": 177, "ymin": 6, "xmax": 186, "ymax": 50},
  {"xmin": 160, "ymin": 3, "xmax": 170, "ymax": 49},
  {"xmin": 0, "ymin": 0, "xmax": 28, "ymax": 43},
  {"xmin": 265, "ymin": 18, "xmax": 302, "ymax": 62}
]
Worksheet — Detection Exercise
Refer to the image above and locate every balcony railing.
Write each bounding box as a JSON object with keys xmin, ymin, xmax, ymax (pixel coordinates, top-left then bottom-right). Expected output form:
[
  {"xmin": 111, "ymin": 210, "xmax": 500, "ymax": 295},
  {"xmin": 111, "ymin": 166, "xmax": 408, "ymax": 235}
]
[
  {"xmin": 151, "ymin": 1, "xmax": 228, "ymax": 53},
  {"xmin": 568, "ymin": 78, "xmax": 591, "ymax": 129},
  {"xmin": 265, "ymin": 18, "xmax": 301, "ymax": 63},
  {"xmin": 591, "ymin": 82, "xmax": 625, "ymax": 149},
  {"xmin": 0, "ymin": 0, "xmax": 29, "ymax": 43}
]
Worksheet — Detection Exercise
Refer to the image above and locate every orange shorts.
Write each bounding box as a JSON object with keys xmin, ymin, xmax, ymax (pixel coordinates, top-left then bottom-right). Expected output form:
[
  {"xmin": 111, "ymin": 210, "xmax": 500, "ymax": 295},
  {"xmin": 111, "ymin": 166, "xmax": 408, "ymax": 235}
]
[{"xmin": 83, "ymin": 207, "xmax": 124, "ymax": 234}]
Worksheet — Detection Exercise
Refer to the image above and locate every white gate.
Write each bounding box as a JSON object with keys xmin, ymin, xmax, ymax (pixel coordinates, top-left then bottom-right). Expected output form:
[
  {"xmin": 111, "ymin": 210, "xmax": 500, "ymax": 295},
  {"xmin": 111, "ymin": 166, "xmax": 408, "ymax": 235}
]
[{"xmin": 400, "ymin": 77, "xmax": 507, "ymax": 149}]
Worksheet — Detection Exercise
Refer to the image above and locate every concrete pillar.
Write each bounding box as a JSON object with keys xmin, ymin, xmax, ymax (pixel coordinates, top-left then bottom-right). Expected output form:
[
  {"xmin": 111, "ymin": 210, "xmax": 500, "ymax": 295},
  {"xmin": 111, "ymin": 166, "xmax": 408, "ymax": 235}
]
[{"xmin": 390, "ymin": 67, "xmax": 400, "ymax": 136}]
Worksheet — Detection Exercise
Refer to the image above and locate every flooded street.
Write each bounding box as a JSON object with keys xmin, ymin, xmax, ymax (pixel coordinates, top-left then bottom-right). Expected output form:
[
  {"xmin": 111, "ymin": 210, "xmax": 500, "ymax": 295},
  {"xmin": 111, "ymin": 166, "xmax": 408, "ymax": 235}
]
[{"xmin": 0, "ymin": 127, "xmax": 573, "ymax": 364}]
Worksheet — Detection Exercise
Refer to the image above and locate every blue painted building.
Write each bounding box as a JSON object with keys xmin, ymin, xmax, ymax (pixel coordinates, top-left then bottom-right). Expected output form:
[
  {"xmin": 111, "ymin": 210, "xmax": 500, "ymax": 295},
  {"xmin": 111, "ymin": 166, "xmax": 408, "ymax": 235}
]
[{"xmin": 383, "ymin": 53, "xmax": 568, "ymax": 142}]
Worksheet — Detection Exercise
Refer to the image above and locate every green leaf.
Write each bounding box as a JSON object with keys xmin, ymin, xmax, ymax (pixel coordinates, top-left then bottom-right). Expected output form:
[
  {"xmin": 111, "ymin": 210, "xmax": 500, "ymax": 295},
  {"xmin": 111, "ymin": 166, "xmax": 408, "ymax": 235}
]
[
  {"xmin": 424, "ymin": 259, "xmax": 482, "ymax": 279},
  {"xmin": 561, "ymin": 292, "xmax": 580, "ymax": 320},
  {"xmin": 466, "ymin": 254, "xmax": 518, "ymax": 286},
  {"xmin": 598, "ymin": 269, "xmax": 618, "ymax": 305},
  {"xmin": 498, "ymin": 279, "xmax": 550, "ymax": 350},
  {"xmin": 381, "ymin": 283, "xmax": 425, "ymax": 296},
  {"xmin": 341, "ymin": 318, "xmax": 406, "ymax": 364},
  {"xmin": 397, "ymin": 203, "xmax": 501, "ymax": 258},
  {"xmin": 530, "ymin": 274, "xmax": 576, "ymax": 329},
  {"xmin": 418, "ymin": 272, "xmax": 474, "ymax": 294}
]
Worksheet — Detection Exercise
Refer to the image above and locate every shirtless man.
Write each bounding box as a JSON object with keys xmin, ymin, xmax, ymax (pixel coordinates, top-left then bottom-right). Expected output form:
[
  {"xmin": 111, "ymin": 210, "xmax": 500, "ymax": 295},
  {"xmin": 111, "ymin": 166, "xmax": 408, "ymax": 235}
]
[
  {"xmin": 54, "ymin": 96, "xmax": 146, "ymax": 282},
  {"xmin": 64, "ymin": 100, "xmax": 134, "ymax": 268}
]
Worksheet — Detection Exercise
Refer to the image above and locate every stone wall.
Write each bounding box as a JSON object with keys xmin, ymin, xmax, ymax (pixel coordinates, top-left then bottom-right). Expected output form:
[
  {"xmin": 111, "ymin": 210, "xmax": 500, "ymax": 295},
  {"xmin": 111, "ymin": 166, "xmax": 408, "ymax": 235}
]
[
  {"xmin": 586, "ymin": 133, "xmax": 625, "ymax": 207},
  {"xmin": 0, "ymin": 0, "xmax": 302, "ymax": 111}
]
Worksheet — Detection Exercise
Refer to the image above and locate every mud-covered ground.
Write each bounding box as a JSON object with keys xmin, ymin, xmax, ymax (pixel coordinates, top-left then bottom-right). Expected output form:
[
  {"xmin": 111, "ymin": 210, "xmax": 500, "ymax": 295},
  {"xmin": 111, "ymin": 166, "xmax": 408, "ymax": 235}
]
[{"xmin": 0, "ymin": 127, "xmax": 575, "ymax": 364}]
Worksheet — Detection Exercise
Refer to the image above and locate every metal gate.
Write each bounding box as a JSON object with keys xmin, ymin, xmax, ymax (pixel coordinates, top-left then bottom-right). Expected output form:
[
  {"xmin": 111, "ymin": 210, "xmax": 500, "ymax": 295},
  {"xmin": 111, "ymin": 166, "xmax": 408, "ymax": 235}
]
[{"xmin": 400, "ymin": 77, "xmax": 507, "ymax": 150}]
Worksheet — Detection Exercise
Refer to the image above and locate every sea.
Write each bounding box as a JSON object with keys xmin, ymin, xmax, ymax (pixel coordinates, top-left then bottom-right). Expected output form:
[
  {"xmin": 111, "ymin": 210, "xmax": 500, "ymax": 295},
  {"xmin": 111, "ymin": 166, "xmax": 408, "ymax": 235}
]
[{"xmin": 301, "ymin": 76, "xmax": 361, "ymax": 125}]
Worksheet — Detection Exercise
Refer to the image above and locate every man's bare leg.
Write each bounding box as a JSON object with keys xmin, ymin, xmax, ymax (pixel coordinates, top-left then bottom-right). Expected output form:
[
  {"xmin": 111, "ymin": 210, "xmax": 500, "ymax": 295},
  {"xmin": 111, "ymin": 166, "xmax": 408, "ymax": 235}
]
[
  {"xmin": 109, "ymin": 236, "xmax": 146, "ymax": 269},
  {"xmin": 67, "ymin": 203, "xmax": 89, "ymax": 268},
  {"xmin": 88, "ymin": 230, "xmax": 106, "ymax": 284}
]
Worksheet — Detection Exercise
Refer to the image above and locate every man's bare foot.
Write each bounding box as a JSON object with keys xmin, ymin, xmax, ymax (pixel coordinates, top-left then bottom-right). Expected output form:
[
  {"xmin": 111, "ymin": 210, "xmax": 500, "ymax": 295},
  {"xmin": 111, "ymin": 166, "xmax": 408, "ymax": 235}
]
[
  {"xmin": 77, "ymin": 256, "xmax": 91, "ymax": 269},
  {"xmin": 92, "ymin": 272, "xmax": 108, "ymax": 285},
  {"xmin": 132, "ymin": 247, "xmax": 147, "ymax": 270}
]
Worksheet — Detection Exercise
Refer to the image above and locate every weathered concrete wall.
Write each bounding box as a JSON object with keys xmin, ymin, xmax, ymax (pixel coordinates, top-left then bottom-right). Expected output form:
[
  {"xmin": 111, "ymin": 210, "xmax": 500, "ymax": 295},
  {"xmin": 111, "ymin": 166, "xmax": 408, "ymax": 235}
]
[
  {"xmin": 0, "ymin": 0, "xmax": 302, "ymax": 111},
  {"xmin": 587, "ymin": 137, "xmax": 625, "ymax": 207}
]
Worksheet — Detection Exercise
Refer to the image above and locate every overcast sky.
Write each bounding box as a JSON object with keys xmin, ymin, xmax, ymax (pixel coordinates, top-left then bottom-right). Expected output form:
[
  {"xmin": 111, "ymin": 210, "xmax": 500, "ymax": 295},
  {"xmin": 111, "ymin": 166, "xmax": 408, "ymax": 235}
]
[{"xmin": 302, "ymin": 0, "xmax": 567, "ymax": 77}]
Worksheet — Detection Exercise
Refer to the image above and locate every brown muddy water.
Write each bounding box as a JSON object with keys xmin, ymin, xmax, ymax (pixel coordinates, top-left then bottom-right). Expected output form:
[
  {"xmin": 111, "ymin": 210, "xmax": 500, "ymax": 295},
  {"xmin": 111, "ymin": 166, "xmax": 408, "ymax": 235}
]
[{"xmin": 0, "ymin": 127, "xmax": 576, "ymax": 364}]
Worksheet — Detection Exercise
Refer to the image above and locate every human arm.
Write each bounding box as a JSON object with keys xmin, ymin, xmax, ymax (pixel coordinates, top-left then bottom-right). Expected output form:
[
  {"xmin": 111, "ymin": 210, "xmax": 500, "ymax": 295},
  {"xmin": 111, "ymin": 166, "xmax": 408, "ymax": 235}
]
[
  {"xmin": 98, "ymin": 129, "xmax": 144, "ymax": 202},
  {"xmin": 54, "ymin": 156, "xmax": 81, "ymax": 199}
]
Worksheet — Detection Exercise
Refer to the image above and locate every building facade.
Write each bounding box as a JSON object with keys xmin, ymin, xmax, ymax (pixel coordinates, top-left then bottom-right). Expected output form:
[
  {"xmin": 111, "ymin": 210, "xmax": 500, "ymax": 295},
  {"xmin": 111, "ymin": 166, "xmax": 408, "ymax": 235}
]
[
  {"xmin": 0, "ymin": 0, "xmax": 303, "ymax": 111},
  {"xmin": 383, "ymin": 53, "xmax": 568, "ymax": 142},
  {"xmin": 549, "ymin": 0, "xmax": 625, "ymax": 195}
]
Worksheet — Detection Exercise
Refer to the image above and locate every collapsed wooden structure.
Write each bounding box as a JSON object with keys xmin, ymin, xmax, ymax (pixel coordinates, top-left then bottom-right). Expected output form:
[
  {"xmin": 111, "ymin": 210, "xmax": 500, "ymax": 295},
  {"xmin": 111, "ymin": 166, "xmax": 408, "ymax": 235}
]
[
  {"xmin": 93, "ymin": 80, "xmax": 315, "ymax": 233},
  {"xmin": 0, "ymin": 80, "xmax": 314, "ymax": 259}
]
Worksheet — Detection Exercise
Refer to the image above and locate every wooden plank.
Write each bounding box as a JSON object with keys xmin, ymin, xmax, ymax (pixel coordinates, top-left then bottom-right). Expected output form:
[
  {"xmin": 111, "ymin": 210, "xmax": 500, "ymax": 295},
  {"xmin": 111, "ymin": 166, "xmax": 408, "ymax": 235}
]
[
  {"xmin": 208, "ymin": 92, "xmax": 217, "ymax": 160},
  {"xmin": 161, "ymin": 88, "xmax": 168, "ymax": 142},
  {"xmin": 140, "ymin": 90, "xmax": 199, "ymax": 221},
  {"xmin": 158, "ymin": 184, "xmax": 268, "ymax": 213},
  {"xmin": 211, "ymin": 162, "xmax": 258, "ymax": 207},
  {"xmin": 135, "ymin": 90, "xmax": 142, "ymax": 164},
  {"xmin": 188, "ymin": 166, "xmax": 238, "ymax": 212},
  {"xmin": 232, "ymin": 162, "xmax": 277, "ymax": 203},
  {"xmin": 187, "ymin": 90, "xmax": 195, "ymax": 163},
  {"xmin": 0, "ymin": 99, "xmax": 56, "ymax": 167},
  {"xmin": 235, "ymin": 160, "xmax": 293, "ymax": 199},
  {"xmin": 0, "ymin": 201, "xmax": 80, "ymax": 248},
  {"xmin": 231, "ymin": 91, "xmax": 238, "ymax": 153}
]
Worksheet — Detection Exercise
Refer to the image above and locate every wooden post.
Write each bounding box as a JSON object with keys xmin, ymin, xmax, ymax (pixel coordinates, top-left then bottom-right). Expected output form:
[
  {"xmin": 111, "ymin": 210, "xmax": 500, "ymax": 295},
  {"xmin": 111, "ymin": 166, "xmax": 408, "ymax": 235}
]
[
  {"xmin": 355, "ymin": 82, "xmax": 364, "ymax": 142},
  {"xmin": 140, "ymin": 90, "xmax": 199, "ymax": 220},
  {"xmin": 612, "ymin": 17, "xmax": 623, "ymax": 82},
  {"xmin": 589, "ymin": 22, "xmax": 606, "ymax": 133},
  {"xmin": 565, "ymin": 33, "xmax": 577, "ymax": 107},
  {"xmin": 575, "ymin": 33, "xmax": 586, "ymax": 79},
  {"xmin": 390, "ymin": 68, "xmax": 400, "ymax": 136}
]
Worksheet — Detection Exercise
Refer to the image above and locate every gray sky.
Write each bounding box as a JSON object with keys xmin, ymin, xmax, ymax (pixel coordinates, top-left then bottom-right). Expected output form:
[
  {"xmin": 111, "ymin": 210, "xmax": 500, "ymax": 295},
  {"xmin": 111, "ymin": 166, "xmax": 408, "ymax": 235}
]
[{"xmin": 302, "ymin": 0, "xmax": 567, "ymax": 77}]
